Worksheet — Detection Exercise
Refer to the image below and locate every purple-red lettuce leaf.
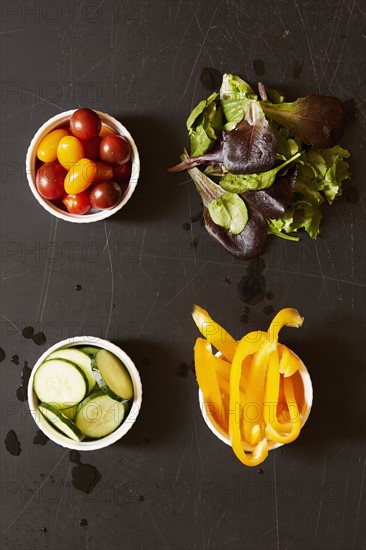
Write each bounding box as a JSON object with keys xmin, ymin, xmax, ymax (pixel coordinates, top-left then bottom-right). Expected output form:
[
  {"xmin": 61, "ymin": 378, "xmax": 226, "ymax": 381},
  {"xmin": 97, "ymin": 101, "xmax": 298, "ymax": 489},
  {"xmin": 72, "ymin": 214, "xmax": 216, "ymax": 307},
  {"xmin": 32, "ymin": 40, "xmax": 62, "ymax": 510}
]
[
  {"xmin": 243, "ymin": 166, "xmax": 298, "ymax": 219},
  {"xmin": 168, "ymin": 101, "xmax": 277, "ymax": 174},
  {"xmin": 260, "ymin": 94, "xmax": 347, "ymax": 148}
]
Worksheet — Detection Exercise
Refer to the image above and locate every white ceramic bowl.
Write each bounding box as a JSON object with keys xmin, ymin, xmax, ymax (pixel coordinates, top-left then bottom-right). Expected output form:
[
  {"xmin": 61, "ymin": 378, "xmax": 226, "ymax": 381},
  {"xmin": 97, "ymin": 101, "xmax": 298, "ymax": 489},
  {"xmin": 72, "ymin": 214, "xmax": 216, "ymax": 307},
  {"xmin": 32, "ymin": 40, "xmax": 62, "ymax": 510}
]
[
  {"xmin": 28, "ymin": 336, "xmax": 142, "ymax": 450},
  {"xmin": 199, "ymin": 353, "xmax": 313, "ymax": 452},
  {"xmin": 26, "ymin": 110, "xmax": 140, "ymax": 223}
]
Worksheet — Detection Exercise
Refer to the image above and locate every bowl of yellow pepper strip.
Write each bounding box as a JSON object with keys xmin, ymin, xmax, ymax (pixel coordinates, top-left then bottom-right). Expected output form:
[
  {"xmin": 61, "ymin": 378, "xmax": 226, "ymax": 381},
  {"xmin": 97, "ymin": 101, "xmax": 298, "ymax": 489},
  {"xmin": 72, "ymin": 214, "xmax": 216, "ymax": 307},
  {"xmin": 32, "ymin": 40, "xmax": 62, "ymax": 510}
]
[{"xmin": 192, "ymin": 306, "xmax": 313, "ymax": 467}]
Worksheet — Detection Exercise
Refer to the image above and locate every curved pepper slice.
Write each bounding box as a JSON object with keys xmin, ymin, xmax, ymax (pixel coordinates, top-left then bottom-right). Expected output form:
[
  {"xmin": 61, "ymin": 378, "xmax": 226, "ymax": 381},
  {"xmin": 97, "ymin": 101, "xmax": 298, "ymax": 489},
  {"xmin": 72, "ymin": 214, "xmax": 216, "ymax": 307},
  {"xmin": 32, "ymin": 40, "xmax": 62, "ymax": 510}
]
[
  {"xmin": 265, "ymin": 377, "xmax": 301, "ymax": 444},
  {"xmin": 264, "ymin": 349, "xmax": 292, "ymax": 433},
  {"xmin": 268, "ymin": 308, "xmax": 304, "ymax": 342},
  {"xmin": 229, "ymin": 335, "xmax": 269, "ymax": 466},
  {"xmin": 194, "ymin": 338, "xmax": 226, "ymax": 429},
  {"xmin": 242, "ymin": 340, "xmax": 274, "ymax": 445},
  {"xmin": 278, "ymin": 344, "xmax": 302, "ymax": 377},
  {"xmin": 192, "ymin": 305, "xmax": 237, "ymax": 362}
]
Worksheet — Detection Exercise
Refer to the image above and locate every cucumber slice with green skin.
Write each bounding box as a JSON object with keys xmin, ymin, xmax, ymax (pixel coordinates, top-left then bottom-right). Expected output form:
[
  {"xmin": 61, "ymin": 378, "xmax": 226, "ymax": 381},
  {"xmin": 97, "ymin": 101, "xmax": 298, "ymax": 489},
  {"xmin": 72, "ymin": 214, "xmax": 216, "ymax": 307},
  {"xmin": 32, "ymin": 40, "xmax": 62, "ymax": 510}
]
[
  {"xmin": 79, "ymin": 346, "xmax": 101, "ymax": 358},
  {"xmin": 92, "ymin": 349, "xmax": 134, "ymax": 401},
  {"xmin": 34, "ymin": 359, "xmax": 88, "ymax": 408},
  {"xmin": 74, "ymin": 389, "xmax": 125, "ymax": 438},
  {"xmin": 47, "ymin": 348, "xmax": 96, "ymax": 393},
  {"xmin": 60, "ymin": 404, "xmax": 78, "ymax": 420},
  {"xmin": 39, "ymin": 402, "xmax": 84, "ymax": 441}
]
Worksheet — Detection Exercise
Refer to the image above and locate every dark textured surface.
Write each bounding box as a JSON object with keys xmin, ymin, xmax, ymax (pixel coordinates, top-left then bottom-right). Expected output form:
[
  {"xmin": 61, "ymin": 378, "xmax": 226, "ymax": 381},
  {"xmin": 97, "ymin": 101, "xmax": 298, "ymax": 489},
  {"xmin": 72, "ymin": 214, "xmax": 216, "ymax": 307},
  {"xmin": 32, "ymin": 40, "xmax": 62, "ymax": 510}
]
[{"xmin": 1, "ymin": 1, "xmax": 365, "ymax": 549}]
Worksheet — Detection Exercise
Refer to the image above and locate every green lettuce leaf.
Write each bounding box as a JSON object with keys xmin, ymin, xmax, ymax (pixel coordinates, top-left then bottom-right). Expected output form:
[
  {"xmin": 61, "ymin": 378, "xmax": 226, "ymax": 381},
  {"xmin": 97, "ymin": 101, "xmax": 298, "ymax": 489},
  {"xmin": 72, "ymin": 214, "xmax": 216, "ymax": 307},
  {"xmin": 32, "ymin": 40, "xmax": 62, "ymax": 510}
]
[
  {"xmin": 220, "ymin": 74, "xmax": 257, "ymax": 131},
  {"xmin": 208, "ymin": 192, "xmax": 248, "ymax": 235},
  {"xmin": 220, "ymin": 153, "xmax": 301, "ymax": 193},
  {"xmin": 298, "ymin": 145, "xmax": 350, "ymax": 204},
  {"xmin": 187, "ymin": 92, "xmax": 223, "ymax": 157},
  {"xmin": 267, "ymin": 178, "xmax": 324, "ymax": 240}
]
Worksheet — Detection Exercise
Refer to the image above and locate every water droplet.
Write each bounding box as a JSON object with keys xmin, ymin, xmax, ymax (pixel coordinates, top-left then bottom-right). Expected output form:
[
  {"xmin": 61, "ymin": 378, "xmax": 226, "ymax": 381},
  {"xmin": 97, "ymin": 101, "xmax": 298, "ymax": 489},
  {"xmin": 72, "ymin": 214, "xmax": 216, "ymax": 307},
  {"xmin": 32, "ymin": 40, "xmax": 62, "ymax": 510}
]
[
  {"xmin": 75, "ymin": 284, "xmax": 82, "ymax": 291},
  {"xmin": 79, "ymin": 519, "xmax": 88, "ymax": 527},
  {"xmin": 240, "ymin": 314, "xmax": 249, "ymax": 323},
  {"xmin": 177, "ymin": 363, "xmax": 190, "ymax": 378},
  {"xmin": 263, "ymin": 305, "xmax": 275, "ymax": 315},
  {"xmin": 223, "ymin": 277, "xmax": 231, "ymax": 284},
  {"xmin": 138, "ymin": 495, "xmax": 145, "ymax": 502},
  {"xmin": 22, "ymin": 326, "xmax": 34, "ymax": 339},
  {"xmin": 258, "ymin": 468, "xmax": 264, "ymax": 475},
  {"xmin": 33, "ymin": 332, "xmax": 46, "ymax": 346},
  {"xmin": 41, "ymin": 527, "xmax": 48, "ymax": 533},
  {"xmin": 11, "ymin": 354, "xmax": 19, "ymax": 365}
]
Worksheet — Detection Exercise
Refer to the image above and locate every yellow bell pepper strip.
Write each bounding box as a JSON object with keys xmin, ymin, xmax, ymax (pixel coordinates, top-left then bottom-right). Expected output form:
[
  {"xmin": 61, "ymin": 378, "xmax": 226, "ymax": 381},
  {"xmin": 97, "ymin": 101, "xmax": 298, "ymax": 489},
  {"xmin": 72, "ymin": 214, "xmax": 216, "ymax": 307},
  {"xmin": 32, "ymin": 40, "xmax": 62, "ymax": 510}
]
[
  {"xmin": 194, "ymin": 338, "xmax": 226, "ymax": 430},
  {"xmin": 263, "ymin": 349, "xmax": 292, "ymax": 433},
  {"xmin": 265, "ymin": 377, "xmax": 301, "ymax": 444},
  {"xmin": 278, "ymin": 344, "xmax": 302, "ymax": 377},
  {"xmin": 242, "ymin": 341, "xmax": 274, "ymax": 445},
  {"xmin": 229, "ymin": 335, "xmax": 269, "ymax": 466},
  {"xmin": 192, "ymin": 305, "xmax": 237, "ymax": 362},
  {"xmin": 268, "ymin": 308, "xmax": 304, "ymax": 343}
]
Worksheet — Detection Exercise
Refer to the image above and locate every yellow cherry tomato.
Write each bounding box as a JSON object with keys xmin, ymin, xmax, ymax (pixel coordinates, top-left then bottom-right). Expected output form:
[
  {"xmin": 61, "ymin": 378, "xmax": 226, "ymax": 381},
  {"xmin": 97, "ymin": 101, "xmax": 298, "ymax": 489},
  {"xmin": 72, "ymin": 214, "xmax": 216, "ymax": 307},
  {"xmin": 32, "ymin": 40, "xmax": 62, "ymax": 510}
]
[
  {"xmin": 36, "ymin": 129, "xmax": 68, "ymax": 163},
  {"xmin": 57, "ymin": 136, "xmax": 84, "ymax": 169},
  {"xmin": 64, "ymin": 158, "xmax": 96, "ymax": 194}
]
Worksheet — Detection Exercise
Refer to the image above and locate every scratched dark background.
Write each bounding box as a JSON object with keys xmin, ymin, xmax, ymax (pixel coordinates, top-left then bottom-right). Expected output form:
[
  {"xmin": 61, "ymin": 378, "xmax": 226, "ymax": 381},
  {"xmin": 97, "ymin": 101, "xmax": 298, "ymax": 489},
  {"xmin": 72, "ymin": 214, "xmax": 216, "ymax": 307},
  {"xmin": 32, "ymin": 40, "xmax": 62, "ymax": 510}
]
[{"xmin": 1, "ymin": 1, "xmax": 365, "ymax": 549}]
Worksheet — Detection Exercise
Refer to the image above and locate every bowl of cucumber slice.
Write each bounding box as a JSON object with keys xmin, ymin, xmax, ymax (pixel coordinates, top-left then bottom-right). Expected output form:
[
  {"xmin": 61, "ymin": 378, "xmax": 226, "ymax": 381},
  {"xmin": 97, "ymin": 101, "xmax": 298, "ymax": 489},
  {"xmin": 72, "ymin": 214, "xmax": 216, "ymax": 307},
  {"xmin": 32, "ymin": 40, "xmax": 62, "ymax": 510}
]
[{"xmin": 28, "ymin": 336, "xmax": 142, "ymax": 450}]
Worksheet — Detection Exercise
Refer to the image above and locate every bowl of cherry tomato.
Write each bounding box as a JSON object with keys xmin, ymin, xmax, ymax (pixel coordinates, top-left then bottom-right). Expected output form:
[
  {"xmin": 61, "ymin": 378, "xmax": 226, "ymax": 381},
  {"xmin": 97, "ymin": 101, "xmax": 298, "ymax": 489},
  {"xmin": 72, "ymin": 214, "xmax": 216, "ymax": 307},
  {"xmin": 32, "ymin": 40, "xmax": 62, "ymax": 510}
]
[{"xmin": 26, "ymin": 108, "xmax": 140, "ymax": 222}]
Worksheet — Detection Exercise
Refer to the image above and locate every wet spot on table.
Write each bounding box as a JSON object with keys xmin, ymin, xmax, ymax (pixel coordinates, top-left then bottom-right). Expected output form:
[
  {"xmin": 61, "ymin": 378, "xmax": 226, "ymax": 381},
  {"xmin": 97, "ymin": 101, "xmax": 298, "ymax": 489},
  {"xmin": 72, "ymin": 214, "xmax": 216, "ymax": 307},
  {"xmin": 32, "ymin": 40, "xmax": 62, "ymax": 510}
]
[
  {"xmin": 0, "ymin": 347, "xmax": 5, "ymax": 362},
  {"xmin": 237, "ymin": 258, "xmax": 268, "ymax": 305},
  {"xmin": 263, "ymin": 305, "xmax": 275, "ymax": 315},
  {"xmin": 33, "ymin": 430, "xmax": 49, "ymax": 445},
  {"xmin": 16, "ymin": 361, "xmax": 31, "ymax": 402},
  {"xmin": 22, "ymin": 326, "xmax": 46, "ymax": 346},
  {"xmin": 5, "ymin": 430, "xmax": 22, "ymax": 456},
  {"xmin": 189, "ymin": 238, "xmax": 199, "ymax": 251},
  {"xmin": 200, "ymin": 67, "xmax": 222, "ymax": 91},
  {"xmin": 223, "ymin": 278, "xmax": 231, "ymax": 284},
  {"xmin": 191, "ymin": 210, "xmax": 204, "ymax": 226},
  {"xmin": 345, "ymin": 185, "xmax": 359, "ymax": 204},
  {"xmin": 253, "ymin": 59, "xmax": 265, "ymax": 76},
  {"xmin": 182, "ymin": 222, "xmax": 191, "ymax": 231},
  {"xmin": 69, "ymin": 451, "xmax": 101, "ymax": 494}
]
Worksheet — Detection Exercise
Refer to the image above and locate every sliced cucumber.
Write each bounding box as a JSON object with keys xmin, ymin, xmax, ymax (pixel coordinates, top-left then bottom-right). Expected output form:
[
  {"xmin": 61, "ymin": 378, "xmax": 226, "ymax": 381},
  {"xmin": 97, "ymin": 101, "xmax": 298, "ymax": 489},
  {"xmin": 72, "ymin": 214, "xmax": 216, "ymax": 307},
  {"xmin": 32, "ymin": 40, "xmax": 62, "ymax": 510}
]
[
  {"xmin": 34, "ymin": 359, "xmax": 88, "ymax": 408},
  {"xmin": 79, "ymin": 346, "xmax": 100, "ymax": 358},
  {"xmin": 74, "ymin": 390, "xmax": 125, "ymax": 438},
  {"xmin": 39, "ymin": 402, "xmax": 84, "ymax": 441},
  {"xmin": 92, "ymin": 349, "xmax": 133, "ymax": 401},
  {"xmin": 60, "ymin": 404, "xmax": 78, "ymax": 420},
  {"xmin": 47, "ymin": 348, "xmax": 96, "ymax": 393}
]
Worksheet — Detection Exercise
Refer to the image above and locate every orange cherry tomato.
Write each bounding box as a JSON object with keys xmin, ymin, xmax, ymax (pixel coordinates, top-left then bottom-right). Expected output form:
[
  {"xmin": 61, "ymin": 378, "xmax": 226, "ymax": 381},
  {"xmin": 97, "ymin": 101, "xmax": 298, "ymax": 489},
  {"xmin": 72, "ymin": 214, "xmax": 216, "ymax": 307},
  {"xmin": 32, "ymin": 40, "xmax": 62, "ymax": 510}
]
[
  {"xmin": 99, "ymin": 124, "xmax": 116, "ymax": 138},
  {"xmin": 57, "ymin": 136, "xmax": 84, "ymax": 169},
  {"xmin": 64, "ymin": 158, "xmax": 96, "ymax": 194},
  {"xmin": 37, "ymin": 129, "xmax": 68, "ymax": 163}
]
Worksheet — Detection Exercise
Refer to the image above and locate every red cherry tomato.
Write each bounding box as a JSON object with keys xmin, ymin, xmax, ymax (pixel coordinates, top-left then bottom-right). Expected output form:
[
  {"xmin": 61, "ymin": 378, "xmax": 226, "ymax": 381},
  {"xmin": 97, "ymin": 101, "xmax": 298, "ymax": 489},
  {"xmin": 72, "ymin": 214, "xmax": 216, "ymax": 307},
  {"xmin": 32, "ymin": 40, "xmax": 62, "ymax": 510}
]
[
  {"xmin": 93, "ymin": 162, "xmax": 114, "ymax": 182},
  {"xmin": 89, "ymin": 181, "xmax": 122, "ymax": 209},
  {"xmin": 36, "ymin": 162, "xmax": 67, "ymax": 200},
  {"xmin": 113, "ymin": 161, "xmax": 132, "ymax": 183},
  {"xmin": 70, "ymin": 108, "xmax": 101, "ymax": 140},
  {"xmin": 100, "ymin": 135, "xmax": 130, "ymax": 165},
  {"xmin": 80, "ymin": 135, "xmax": 101, "ymax": 160},
  {"xmin": 62, "ymin": 191, "xmax": 92, "ymax": 215}
]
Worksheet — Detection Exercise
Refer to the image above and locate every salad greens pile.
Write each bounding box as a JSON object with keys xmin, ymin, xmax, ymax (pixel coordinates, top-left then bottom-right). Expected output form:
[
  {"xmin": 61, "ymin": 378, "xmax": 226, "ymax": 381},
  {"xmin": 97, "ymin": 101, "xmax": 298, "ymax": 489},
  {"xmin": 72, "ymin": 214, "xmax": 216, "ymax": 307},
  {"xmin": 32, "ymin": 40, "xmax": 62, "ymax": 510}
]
[{"xmin": 169, "ymin": 74, "xmax": 351, "ymax": 260}]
